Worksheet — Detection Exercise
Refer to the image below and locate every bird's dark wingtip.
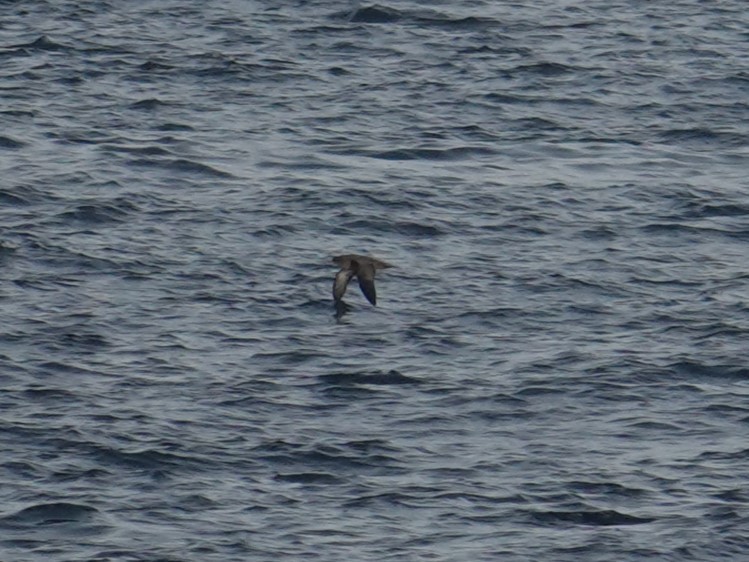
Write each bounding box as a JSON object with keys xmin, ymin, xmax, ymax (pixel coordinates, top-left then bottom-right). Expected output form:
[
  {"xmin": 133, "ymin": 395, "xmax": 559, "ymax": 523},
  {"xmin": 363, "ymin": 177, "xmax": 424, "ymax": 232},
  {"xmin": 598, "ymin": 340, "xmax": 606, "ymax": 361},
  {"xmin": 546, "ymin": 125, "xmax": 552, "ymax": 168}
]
[{"xmin": 357, "ymin": 277, "xmax": 377, "ymax": 306}]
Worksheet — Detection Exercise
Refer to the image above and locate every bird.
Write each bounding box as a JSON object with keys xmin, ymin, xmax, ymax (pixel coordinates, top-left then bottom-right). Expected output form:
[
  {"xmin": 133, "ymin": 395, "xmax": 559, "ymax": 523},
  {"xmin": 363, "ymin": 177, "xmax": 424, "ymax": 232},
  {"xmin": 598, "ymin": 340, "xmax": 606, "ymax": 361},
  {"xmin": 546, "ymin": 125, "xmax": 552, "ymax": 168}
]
[{"xmin": 332, "ymin": 254, "xmax": 393, "ymax": 306}]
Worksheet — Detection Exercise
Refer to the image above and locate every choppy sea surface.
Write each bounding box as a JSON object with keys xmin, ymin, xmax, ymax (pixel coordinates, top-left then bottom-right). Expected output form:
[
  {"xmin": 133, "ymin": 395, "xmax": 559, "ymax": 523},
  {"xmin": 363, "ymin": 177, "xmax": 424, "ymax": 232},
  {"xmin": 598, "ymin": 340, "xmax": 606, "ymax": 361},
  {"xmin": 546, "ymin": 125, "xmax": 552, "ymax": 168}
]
[{"xmin": 2, "ymin": 1, "xmax": 749, "ymax": 560}]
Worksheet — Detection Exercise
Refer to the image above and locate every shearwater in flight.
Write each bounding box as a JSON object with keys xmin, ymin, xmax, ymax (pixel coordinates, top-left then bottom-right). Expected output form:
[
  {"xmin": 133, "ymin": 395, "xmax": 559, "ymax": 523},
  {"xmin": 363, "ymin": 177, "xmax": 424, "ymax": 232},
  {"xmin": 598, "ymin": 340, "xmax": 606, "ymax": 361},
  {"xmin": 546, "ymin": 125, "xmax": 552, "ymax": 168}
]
[{"xmin": 332, "ymin": 254, "xmax": 393, "ymax": 306}]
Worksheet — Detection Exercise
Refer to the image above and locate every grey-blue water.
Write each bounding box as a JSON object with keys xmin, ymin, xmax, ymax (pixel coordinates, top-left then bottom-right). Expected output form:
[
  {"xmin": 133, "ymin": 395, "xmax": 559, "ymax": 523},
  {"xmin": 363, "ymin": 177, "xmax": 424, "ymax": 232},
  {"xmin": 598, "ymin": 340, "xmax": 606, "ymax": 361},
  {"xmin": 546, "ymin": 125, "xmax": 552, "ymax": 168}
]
[{"xmin": 1, "ymin": 1, "xmax": 749, "ymax": 560}]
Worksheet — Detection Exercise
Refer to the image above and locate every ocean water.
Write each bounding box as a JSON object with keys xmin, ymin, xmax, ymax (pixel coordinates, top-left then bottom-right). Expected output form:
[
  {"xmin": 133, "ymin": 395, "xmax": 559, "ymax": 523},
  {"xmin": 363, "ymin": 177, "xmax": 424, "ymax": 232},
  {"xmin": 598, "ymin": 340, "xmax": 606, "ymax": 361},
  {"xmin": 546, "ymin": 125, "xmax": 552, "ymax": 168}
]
[{"xmin": 1, "ymin": 1, "xmax": 749, "ymax": 560}]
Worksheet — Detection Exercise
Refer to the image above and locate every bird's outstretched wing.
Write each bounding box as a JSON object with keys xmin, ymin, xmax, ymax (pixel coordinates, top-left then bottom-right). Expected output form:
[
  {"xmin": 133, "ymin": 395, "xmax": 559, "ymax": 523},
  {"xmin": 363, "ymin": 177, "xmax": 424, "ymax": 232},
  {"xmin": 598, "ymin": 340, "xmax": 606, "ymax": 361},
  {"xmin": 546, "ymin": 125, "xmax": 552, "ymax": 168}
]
[
  {"xmin": 356, "ymin": 262, "xmax": 377, "ymax": 305},
  {"xmin": 333, "ymin": 268, "xmax": 355, "ymax": 302}
]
